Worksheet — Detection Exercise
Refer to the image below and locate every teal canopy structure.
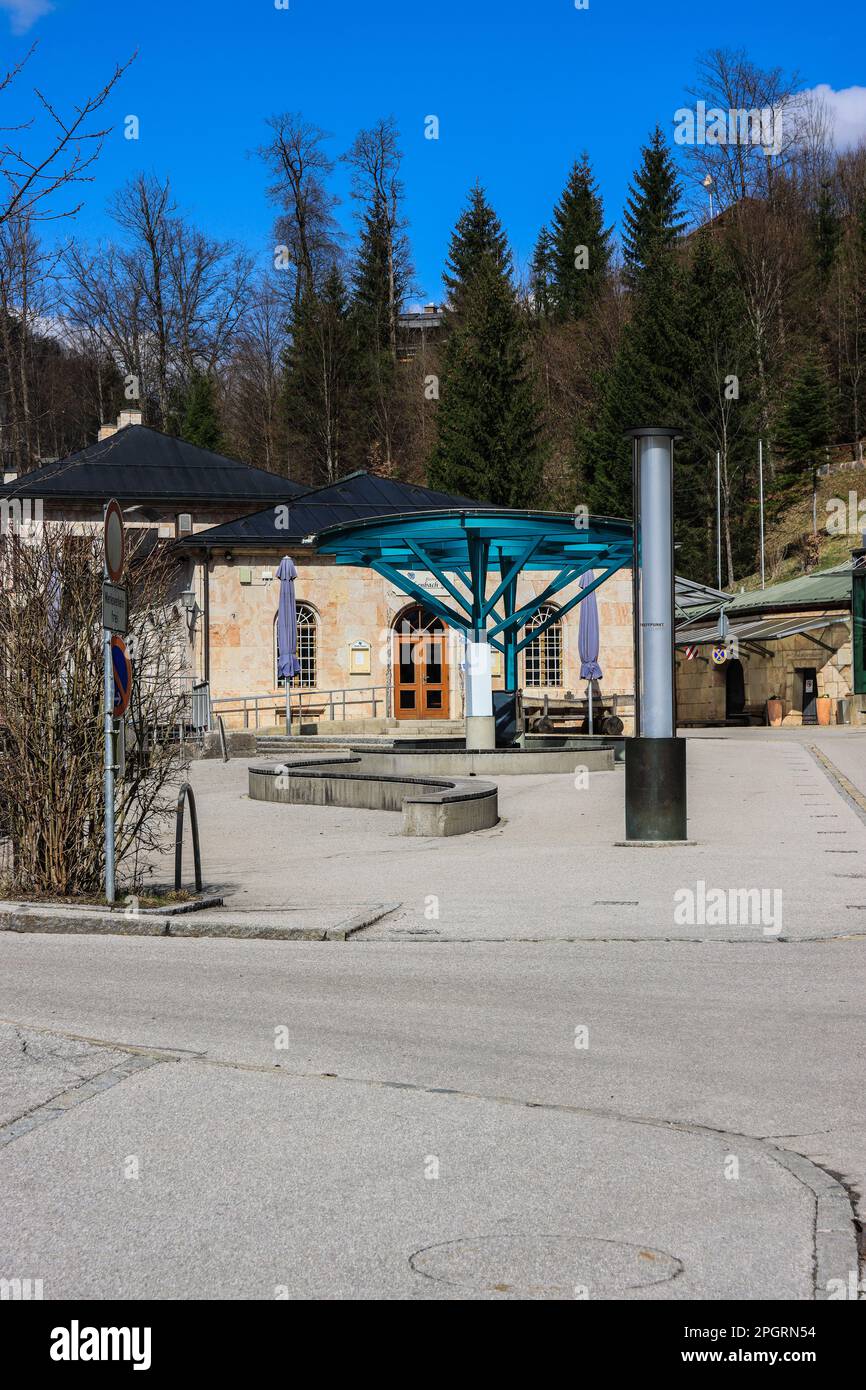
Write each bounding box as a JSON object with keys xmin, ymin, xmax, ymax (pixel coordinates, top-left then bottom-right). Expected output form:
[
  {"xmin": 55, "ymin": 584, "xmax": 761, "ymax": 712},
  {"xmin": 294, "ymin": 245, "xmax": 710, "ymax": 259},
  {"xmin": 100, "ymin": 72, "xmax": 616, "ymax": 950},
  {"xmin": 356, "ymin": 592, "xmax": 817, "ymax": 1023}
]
[{"xmin": 314, "ymin": 508, "xmax": 633, "ymax": 688}]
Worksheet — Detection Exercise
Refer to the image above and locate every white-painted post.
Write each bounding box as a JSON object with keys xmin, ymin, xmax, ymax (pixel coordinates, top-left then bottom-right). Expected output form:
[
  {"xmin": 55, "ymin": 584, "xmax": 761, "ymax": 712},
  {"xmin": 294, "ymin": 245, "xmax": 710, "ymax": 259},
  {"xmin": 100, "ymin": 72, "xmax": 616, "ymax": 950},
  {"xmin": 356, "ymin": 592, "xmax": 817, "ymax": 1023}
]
[
  {"xmin": 464, "ymin": 632, "xmax": 495, "ymax": 750},
  {"xmin": 758, "ymin": 438, "xmax": 766, "ymax": 590}
]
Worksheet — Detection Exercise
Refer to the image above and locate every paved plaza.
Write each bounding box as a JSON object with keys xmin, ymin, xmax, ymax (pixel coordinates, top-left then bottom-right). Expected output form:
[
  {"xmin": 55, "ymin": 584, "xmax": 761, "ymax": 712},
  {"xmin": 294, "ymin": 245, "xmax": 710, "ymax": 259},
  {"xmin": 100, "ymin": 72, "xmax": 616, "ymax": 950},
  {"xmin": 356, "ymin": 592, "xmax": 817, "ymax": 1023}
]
[{"xmin": 1, "ymin": 729, "xmax": 864, "ymax": 1299}]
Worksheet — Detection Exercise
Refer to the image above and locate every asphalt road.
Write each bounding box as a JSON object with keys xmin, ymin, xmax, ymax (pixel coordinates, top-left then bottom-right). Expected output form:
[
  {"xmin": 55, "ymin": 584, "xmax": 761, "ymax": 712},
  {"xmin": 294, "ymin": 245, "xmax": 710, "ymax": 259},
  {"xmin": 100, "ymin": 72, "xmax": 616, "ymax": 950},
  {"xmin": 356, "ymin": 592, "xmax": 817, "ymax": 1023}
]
[{"xmin": 0, "ymin": 932, "xmax": 862, "ymax": 1300}]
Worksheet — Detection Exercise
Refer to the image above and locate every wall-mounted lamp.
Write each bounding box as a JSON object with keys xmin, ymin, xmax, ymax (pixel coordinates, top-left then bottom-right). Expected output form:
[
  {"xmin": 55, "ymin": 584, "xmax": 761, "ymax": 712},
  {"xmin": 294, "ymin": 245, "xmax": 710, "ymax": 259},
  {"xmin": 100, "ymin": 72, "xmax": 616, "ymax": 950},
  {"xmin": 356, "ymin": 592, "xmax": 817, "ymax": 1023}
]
[{"xmin": 180, "ymin": 588, "xmax": 198, "ymax": 635}]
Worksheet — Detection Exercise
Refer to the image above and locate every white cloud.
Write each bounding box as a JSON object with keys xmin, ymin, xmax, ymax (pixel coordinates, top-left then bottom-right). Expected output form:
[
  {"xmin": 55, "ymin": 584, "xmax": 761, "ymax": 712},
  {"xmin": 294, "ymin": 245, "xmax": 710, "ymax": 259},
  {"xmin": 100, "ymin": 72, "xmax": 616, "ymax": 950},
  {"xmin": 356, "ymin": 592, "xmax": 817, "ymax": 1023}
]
[
  {"xmin": 0, "ymin": 0, "xmax": 55, "ymax": 36},
  {"xmin": 801, "ymin": 83, "xmax": 866, "ymax": 151}
]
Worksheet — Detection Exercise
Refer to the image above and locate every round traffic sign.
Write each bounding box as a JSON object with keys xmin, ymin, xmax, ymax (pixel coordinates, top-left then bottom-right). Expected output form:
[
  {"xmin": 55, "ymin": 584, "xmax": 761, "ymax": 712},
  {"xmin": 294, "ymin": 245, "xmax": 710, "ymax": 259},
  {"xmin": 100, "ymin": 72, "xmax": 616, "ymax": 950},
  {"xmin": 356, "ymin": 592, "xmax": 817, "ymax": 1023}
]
[
  {"xmin": 111, "ymin": 635, "xmax": 133, "ymax": 717},
  {"xmin": 104, "ymin": 498, "xmax": 125, "ymax": 582},
  {"xmin": 711, "ymin": 646, "xmax": 727, "ymax": 666}
]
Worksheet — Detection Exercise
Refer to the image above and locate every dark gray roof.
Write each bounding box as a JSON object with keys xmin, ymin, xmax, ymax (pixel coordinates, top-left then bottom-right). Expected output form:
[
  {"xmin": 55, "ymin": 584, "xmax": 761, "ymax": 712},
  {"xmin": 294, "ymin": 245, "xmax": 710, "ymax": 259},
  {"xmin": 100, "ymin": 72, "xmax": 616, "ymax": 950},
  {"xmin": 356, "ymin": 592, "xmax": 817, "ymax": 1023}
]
[
  {"xmin": 2, "ymin": 426, "xmax": 306, "ymax": 505},
  {"xmin": 179, "ymin": 471, "xmax": 485, "ymax": 548}
]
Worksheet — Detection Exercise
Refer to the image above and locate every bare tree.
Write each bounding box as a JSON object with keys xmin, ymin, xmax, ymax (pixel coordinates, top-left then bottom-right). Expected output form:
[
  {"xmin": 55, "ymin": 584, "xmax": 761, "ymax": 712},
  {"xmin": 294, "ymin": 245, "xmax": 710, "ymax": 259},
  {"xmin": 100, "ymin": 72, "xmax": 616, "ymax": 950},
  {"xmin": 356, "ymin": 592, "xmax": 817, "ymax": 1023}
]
[
  {"xmin": 682, "ymin": 49, "xmax": 804, "ymax": 215},
  {"xmin": 0, "ymin": 44, "xmax": 133, "ymax": 228},
  {"xmin": 221, "ymin": 281, "xmax": 289, "ymax": 473},
  {"xmin": 64, "ymin": 174, "xmax": 254, "ymax": 430},
  {"xmin": 109, "ymin": 174, "xmax": 175, "ymax": 424},
  {"xmin": 259, "ymin": 113, "xmax": 341, "ymax": 318},
  {"xmin": 0, "ymin": 210, "xmax": 47, "ymax": 468},
  {"xmin": 168, "ymin": 220, "xmax": 254, "ymax": 384}
]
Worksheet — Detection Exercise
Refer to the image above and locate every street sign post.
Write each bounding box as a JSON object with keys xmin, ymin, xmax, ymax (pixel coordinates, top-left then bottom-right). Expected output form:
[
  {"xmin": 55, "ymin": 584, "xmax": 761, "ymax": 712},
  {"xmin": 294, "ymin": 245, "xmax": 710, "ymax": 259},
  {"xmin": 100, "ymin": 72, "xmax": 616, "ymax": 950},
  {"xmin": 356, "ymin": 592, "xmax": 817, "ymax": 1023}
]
[
  {"xmin": 111, "ymin": 635, "xmax": 133, "ymax": 717},
  {"xmin": 112, "ymin": 718, "xmax": 126, "ymax": 782},
  {"xmin": 101, "ymin": 581, "xmax": 128, "ymax": 635},
  {"xmin": 103, "ymin": 500, "xmax": 126, "ymax": 904},
  {"xmin": 104, "ymin": 498, "xmax": 125, "ymax": 582}
]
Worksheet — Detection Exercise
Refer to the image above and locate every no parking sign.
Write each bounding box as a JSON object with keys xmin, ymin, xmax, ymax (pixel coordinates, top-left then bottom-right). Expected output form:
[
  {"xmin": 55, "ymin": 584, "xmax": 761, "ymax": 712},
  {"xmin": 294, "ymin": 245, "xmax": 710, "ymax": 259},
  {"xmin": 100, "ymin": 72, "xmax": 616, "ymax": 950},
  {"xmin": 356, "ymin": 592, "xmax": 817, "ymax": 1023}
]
[{"xmin": 111, "ymin": 635, "xmax": 133, "ymax": 717}]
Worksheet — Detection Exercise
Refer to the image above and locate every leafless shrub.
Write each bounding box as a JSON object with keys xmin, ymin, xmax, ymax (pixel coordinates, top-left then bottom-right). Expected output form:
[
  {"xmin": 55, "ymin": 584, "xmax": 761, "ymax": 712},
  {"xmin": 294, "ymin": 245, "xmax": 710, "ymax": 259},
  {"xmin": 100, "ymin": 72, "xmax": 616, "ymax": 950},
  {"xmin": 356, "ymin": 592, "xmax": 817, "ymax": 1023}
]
[{"xmin": 0, "ymin": 525, "xmax": 189, "ymax": 897}]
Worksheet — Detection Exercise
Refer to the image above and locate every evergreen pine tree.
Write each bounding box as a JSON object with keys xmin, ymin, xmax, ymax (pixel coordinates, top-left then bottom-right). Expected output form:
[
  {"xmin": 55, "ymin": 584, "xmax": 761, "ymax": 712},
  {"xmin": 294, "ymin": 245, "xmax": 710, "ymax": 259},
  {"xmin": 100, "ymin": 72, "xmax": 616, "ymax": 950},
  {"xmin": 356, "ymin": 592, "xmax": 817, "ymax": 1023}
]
[
  {"xmin": 442, "ymin": 183, "xmax": 511, "ymax": 314},
  {"xmin": 549, "ymin": 154, "xmax": 611, "ymax": 321},
  {"xmin": 352, "ymin": 202, "xmax": 410, "ymax": 350},
  {"xmin": 621, "ymin": 127, "xmax": 686, "ymax": 288},
  {"xmin": 576, "ymin": 249, "xmax": 687, "ymax": 518},
  {"xmin": 529, "ymin": 226, "xmax": 554, "ymax": 318},
  {"xmin": 180, "ymin": 372, "xmax": 223, "ymax": 452},
  {"xmin": 350, "ymin": 203, "xmax": 411, "ymax": 472},
  {"xmin": 283, "ymin": 264, "xmax": 359, "ymax": 484},
  {"xmin": 774, "ymin": 355, "xmax": 832, "ymax": 493},
  {"xmin": 814, "ymin": 180, "xmax": 841, "ymax": 282},
  {"xmin": 429, "ymin": 187, "xmax": 544, "ymax": 505},
  {"xmin": 679, "ymin": 236, "xmax": 757, "ymax": 583}
]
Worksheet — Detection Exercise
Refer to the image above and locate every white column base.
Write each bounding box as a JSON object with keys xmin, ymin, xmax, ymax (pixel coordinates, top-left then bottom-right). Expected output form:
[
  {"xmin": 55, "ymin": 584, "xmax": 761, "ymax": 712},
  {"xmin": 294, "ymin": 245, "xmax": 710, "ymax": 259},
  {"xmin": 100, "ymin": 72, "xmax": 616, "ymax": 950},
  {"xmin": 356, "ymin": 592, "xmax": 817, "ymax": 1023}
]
[
  {"xmin": 463, "ymin": 637, "xmax": 494, "ymax": 750},
  {"xmin": 466, "ymin": 714, "xmax": 496, "ymax": 750}
]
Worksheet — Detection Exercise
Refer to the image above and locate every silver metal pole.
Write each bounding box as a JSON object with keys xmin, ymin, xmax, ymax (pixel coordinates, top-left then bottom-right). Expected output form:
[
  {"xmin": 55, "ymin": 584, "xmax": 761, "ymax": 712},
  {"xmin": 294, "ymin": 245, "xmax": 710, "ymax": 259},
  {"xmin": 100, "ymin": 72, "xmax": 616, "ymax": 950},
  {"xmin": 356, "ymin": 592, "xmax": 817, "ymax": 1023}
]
[
  {"xmin": 716, "ymin": 450, "xmax": 722, "ymax": 591},
  {"xmin": 630, "ymin": 436, "xmax": 641, "ymax": 738},
  {"xmin": 635, "ymin": 434, "xmax": 677, "ymax": 737},
  {"xmin": 758, "ymin": 438, "xmax": 765, "ymax": 590},
  {"xmin": 624, "ymin": 427, "xmax": 686, "ymax": 842}
]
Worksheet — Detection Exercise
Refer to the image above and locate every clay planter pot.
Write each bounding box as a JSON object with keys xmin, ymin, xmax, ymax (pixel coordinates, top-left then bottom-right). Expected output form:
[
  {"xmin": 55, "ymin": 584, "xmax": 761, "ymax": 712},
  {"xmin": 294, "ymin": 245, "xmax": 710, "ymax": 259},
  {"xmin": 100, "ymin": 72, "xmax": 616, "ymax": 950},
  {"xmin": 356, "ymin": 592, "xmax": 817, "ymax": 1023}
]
[
  {"xmin": 766, "ymin": 698, "xmax": 783, "ymax": 727},
  {"xmin": 816, "ymin": 696, "xmax": 832, "ymax": 726}
]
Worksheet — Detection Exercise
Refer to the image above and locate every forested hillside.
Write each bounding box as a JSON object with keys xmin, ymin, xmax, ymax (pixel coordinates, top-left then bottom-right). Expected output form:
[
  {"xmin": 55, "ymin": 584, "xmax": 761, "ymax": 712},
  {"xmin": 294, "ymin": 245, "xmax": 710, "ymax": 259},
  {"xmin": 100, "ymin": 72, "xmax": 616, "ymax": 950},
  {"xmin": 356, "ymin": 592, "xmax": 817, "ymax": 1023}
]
[{"xmin": 2, "ymin": 47, "xmax": 864, "ymax": 587}]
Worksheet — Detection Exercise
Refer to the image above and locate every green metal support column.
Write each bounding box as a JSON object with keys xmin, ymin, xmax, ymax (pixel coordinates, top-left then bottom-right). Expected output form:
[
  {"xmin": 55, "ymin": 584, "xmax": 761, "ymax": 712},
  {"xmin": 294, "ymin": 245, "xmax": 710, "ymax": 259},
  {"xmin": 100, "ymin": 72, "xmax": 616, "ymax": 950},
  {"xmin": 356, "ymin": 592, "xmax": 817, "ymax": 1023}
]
[
  {"xmin": 499, "ymin": 554, "xmax": 518, "ymax": 690},
  {"xmin": 466, "ymin": 532, "xmax": 490, "ymax": 636},
  {"xmin": 313, "ymin": 507, "xmax": 634, "ymax": 749}
]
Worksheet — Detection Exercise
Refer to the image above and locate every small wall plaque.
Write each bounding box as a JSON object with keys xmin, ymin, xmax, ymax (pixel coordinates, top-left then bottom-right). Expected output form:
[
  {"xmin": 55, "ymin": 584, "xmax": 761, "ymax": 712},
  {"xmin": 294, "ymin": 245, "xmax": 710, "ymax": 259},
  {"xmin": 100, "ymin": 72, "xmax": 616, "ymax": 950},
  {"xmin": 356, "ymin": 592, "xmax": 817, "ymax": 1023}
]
[{"xmin": 349, "ymin": 640, "xmax": 371, "ymax": 674}]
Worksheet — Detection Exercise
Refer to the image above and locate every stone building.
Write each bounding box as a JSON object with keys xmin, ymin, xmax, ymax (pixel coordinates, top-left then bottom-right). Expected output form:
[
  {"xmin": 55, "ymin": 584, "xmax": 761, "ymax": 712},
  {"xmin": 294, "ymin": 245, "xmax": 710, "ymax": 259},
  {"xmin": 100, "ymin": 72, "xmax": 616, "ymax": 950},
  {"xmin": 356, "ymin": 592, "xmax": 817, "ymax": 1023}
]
[
  {"xmin": 675, "ymin": 565, "xmax": 861, "ymax": 726},
  {"xmin": 179, "ymin": 471, "xmax": 637, "ymax": 730},
  {"xmin": 1, "ymin": 421, "xmax": 637, "ymax": 733}
]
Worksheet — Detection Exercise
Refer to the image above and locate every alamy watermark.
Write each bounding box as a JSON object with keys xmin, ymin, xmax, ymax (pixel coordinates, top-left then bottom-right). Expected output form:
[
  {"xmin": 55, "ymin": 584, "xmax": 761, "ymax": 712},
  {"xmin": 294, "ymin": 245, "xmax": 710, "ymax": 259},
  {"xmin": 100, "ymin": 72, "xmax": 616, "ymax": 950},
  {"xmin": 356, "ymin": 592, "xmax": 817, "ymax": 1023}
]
[
  {"xmin": 0, "ymin": 497, "xmax": 43, "ymax": 543},
  {"xmin": 674, "ymin": 101, "xmax": 783, "ymax": 155},
  {"xmin": 674, "ymin": 880, "xmax": 782, "ymax": 936}
]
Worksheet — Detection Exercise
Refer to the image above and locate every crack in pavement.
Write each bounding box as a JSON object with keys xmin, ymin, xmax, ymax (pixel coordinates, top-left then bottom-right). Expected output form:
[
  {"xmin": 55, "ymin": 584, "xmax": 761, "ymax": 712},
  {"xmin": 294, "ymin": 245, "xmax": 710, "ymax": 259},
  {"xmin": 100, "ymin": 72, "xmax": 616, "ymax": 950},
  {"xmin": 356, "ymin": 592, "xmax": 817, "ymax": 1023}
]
[
  {"xmin": 365, "ymin": 932, "xmax": 866, "ymax": 944},
  {"xmin": 0, "ymin": 1016, "xmax": 859, "ymax": 1299},
  {"xmin": 0, "ymin": 1051, "xmax": 165, "ymax": 1149}
]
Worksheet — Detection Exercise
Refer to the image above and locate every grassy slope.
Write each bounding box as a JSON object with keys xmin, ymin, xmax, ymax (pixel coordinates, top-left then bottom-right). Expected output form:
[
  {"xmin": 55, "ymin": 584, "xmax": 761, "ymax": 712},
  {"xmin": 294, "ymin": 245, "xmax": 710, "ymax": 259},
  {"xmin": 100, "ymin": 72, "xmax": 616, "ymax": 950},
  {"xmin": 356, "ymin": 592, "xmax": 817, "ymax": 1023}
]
[{"xmin": 734, "ymin": 465, "xmax": 866, "ymax": 594}]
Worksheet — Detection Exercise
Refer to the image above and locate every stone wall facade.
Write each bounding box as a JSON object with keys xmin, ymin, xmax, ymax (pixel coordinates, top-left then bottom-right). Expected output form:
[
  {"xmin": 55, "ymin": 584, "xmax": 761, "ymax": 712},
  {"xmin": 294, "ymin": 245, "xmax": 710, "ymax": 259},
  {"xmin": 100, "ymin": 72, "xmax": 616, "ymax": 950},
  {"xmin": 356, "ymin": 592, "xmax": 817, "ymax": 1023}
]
[{"xmin": 675, "ymin": 611, "xmax": 862, "ymax": 725}]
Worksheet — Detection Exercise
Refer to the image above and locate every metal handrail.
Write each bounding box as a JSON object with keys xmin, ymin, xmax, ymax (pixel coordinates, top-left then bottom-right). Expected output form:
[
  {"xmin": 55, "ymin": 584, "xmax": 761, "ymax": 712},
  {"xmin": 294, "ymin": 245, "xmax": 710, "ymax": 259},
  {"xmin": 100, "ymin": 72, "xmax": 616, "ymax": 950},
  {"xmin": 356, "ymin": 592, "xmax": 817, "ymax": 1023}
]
[
  {"xmin": 210, "ymin": 684, "xmax": 391, "ymax": 729},
  {"xmin": 174, "ymin": 783, "xmax": 203, "ymax": 893}
]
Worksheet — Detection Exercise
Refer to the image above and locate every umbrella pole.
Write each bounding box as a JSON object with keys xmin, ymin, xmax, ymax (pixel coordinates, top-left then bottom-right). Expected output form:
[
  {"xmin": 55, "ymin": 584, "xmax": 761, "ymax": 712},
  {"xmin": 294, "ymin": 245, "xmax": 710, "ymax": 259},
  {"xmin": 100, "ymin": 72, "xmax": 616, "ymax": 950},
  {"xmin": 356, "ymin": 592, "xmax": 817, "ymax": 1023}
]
[
  {"xmin": 588, "ymin": 680, "xmax": 593, "ymax": 735},
  {"xmin": 286, "ymin": 680, "xmax": 292, "ymax": 737}
]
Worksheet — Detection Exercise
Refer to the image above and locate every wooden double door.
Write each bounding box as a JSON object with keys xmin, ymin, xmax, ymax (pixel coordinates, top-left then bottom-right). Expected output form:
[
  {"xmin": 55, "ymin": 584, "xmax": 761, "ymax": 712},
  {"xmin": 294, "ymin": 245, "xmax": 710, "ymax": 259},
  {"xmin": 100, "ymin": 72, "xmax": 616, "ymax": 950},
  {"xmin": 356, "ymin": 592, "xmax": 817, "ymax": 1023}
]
[{"xmin": 393, "ymin": 604, "xmax": 450, "ymax": 719}]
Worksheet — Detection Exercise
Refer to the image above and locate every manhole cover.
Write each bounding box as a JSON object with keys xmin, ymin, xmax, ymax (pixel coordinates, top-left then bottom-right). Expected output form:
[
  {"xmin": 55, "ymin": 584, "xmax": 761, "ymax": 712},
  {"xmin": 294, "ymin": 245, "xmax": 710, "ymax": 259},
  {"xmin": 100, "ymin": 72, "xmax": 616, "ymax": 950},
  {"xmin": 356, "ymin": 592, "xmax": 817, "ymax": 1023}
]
[{"xmin": 409, "ymin": 1234, "xmax": 682, "ymax": 1298}]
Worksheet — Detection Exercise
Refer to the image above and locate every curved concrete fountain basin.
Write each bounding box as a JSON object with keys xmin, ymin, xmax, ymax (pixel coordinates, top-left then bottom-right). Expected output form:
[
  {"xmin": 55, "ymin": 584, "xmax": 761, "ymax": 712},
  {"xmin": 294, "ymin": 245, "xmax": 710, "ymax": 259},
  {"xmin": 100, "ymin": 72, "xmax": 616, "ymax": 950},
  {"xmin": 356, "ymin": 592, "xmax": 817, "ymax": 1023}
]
[
  {"xmin": 248, "ymin": 756, "xmax": 499, "ymax": 837},
  {"xmin": 254, "ymin": 737, "xmax": 619, "ymax": 775},
  {"xmin": 346, "ymin": 745, "xmax": 615, "ymax": 776}
]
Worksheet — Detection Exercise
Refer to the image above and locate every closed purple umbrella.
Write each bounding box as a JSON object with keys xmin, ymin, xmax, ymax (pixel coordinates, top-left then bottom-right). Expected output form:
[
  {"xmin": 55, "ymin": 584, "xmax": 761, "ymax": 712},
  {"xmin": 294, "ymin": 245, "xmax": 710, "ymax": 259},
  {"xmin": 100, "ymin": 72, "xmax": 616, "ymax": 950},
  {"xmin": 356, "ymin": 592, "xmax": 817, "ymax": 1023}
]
[
  {"xmin": 578, "ymin": 569, "xmax": 602, "ymax": 733},
  {"xmin": 276, "ymin": 556, "xmax": 301, "ymax": 735}
]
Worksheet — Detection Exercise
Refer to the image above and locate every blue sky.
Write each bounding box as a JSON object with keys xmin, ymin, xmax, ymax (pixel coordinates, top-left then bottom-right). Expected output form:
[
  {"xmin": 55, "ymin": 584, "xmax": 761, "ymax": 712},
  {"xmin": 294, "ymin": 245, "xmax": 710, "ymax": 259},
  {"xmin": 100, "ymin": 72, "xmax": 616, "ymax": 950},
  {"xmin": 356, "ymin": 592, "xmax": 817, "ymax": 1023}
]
[{"xmin": 2, "ymin": 0, "xmax": 863, "ymax": 302}]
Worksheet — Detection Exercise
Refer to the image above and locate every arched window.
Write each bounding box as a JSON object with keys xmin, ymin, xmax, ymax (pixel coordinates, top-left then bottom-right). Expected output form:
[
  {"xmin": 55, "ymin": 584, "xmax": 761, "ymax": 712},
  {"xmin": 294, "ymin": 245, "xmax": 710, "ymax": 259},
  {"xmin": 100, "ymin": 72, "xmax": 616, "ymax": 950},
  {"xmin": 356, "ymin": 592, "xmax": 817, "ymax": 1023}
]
[
  {"xmin": 523, "ymin": 605, "xmax": 562, "ymax": 688},
  {"xmin": 274, "ymin": 604, "xmax": 317, "ymax": 689}
]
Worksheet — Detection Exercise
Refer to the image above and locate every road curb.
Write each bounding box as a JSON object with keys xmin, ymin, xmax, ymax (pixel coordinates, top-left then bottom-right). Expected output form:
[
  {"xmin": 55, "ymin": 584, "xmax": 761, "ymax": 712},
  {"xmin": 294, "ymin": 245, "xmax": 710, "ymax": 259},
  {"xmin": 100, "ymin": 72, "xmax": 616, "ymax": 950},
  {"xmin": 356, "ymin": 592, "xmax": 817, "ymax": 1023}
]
[
  {"xmin": 0, "ymin": 901, "xmax": 401, "ymax": 942},
  {"xmin": 767, "ymin": 1146, "xmax": 861, "ymax": 1299}
]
